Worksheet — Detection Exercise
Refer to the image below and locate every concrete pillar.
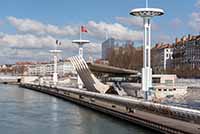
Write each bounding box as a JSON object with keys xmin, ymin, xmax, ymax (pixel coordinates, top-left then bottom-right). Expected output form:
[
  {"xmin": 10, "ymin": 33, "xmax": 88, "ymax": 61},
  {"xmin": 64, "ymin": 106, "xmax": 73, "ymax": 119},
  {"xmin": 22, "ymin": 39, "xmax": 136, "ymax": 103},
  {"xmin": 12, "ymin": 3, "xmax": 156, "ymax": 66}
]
[
  {"xmin": 53, "ymin": 54, "xmax": 58, "ymax": 86},
  {"xmin": 142, "ymin": 17, "xmax": 152, "ymax": 100}
]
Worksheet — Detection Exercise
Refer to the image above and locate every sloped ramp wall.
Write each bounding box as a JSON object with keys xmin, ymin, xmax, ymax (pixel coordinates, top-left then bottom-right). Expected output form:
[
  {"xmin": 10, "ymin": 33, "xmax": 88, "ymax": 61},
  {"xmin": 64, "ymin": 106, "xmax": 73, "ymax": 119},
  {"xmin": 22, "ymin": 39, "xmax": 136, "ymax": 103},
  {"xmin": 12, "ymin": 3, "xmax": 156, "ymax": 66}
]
[{"xmin": 69, "ymin": 56, "xmax": 116, "ymax": 94}]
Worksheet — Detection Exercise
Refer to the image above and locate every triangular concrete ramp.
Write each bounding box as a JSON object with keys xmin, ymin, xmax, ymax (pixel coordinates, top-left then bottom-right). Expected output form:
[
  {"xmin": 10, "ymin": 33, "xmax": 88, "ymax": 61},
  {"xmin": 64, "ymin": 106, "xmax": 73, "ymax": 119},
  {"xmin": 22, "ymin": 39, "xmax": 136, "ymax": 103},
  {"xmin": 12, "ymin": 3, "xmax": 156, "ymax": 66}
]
[{"xmin": 69, "ymin": 56, "xmax": 123, "ymax": 95}]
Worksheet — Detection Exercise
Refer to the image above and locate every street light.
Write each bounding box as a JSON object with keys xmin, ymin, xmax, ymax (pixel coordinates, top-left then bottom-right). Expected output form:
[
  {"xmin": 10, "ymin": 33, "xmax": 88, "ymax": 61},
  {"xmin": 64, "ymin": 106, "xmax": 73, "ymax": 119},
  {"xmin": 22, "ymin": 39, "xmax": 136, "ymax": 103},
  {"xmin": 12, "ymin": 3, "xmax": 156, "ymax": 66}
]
[
  {"xmin": 50, "ymin": 40, "xmax": 62, "ymax": 86},
  {"xmin": 130, "ymin": 0, "xmax": 164, "ymax": 100},
  {"xmin": 72, "ymin": 26, "xmax": 90, "ymax": 89}
]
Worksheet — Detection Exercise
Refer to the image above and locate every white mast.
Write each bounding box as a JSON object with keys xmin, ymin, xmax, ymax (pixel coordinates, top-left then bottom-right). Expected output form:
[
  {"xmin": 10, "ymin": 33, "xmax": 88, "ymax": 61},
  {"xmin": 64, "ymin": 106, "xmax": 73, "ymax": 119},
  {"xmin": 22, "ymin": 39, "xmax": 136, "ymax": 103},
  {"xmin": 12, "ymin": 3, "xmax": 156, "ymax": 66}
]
[
  {"xmin": 130, "ymin": 1, "xmax": 164, "ymax": 100},
  {"xmin": 72, "ymin": 27, "xmax": 90, "ymax": 89},
  {"xmin": 50, "ymin": 40, "xmax": 62, "ymax": 86}
]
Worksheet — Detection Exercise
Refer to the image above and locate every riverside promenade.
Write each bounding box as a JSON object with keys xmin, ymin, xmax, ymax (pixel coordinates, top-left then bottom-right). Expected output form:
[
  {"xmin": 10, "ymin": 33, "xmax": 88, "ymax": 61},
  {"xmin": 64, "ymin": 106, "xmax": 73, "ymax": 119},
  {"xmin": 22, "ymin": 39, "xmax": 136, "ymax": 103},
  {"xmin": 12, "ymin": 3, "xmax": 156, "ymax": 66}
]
[{"xmin": 20, "ymin": 83, "xmax": 200, "ymax": 134}]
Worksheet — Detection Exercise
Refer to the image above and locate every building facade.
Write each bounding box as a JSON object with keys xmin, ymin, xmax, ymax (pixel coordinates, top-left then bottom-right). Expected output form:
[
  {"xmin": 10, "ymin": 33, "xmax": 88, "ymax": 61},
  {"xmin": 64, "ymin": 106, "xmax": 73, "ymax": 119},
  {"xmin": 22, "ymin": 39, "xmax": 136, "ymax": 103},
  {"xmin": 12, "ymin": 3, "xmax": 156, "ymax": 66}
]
[
  {"xmin": 152, "ymin": 44, "xmax": 173, "ymax": 73},
  {"xmin": 101, "ymin": 38, "xmax": 134, "ymax": 60},
  {"xmin": 27, "ymin": 60, "xmax": 76, "ymax": 77},
  {"xmin": 172, "ymin": 35, "xmax": 200, "ymax": 69}
]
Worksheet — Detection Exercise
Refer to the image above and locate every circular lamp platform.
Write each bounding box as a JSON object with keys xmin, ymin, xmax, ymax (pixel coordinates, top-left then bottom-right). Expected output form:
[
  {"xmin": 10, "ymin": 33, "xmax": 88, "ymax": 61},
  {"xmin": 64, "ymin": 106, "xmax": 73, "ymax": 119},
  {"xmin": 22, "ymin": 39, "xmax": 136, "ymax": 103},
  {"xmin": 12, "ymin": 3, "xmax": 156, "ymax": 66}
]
[
  {"xmin": 72, "ymin": 40, "xmax": 90, "ymax": 44},
  {"xmin": 130, "ymin": 8, "xmax": 164, "ymax": 17}
]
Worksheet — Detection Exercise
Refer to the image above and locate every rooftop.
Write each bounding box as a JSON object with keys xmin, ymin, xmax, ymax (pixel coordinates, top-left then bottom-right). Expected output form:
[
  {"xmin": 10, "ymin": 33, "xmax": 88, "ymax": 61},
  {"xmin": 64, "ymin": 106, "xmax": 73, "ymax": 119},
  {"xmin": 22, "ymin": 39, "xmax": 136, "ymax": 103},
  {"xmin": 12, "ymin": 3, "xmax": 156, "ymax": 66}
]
[{"xmin": 154, "ymin": 43, "xmax": 172, "ymax": 49}]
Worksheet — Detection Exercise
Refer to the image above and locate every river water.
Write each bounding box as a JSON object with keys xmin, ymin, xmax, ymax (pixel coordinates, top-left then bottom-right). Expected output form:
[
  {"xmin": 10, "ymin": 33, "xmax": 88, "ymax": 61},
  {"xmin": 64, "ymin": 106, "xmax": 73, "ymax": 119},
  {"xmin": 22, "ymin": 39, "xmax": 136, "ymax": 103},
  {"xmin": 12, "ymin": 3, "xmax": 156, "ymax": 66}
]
[{"xmin": 0, "ymin": 84, "xmax": 159, "ymax": 134}]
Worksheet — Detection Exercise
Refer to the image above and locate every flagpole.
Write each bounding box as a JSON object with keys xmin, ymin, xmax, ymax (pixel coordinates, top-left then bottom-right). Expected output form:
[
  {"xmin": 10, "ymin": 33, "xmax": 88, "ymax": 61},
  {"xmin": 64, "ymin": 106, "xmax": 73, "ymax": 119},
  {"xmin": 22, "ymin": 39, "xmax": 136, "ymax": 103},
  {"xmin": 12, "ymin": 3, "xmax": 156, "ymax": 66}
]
[
  {"xmin": 146, "ymin": 0, "xmax": 148, "ymax": 8},
  {"xmin": 55, "ymin": 40, "xmax": 58, "ymax": 50},
  {"xmin": 80, "ymin": 26, "xmax": 82, "ymax": 40},
  {"xmin": 56, "ymin": 41, "xmax": 58, "ymax": 50}
]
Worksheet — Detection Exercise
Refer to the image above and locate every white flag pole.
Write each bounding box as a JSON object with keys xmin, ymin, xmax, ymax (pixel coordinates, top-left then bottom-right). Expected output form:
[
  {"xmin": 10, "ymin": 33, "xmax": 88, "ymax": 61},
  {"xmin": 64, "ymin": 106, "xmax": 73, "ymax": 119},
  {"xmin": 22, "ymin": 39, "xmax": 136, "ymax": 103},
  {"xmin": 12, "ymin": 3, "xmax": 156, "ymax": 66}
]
[{"xmin": 80, "ymin": 26, "xmax": 82, "ymax": 40}]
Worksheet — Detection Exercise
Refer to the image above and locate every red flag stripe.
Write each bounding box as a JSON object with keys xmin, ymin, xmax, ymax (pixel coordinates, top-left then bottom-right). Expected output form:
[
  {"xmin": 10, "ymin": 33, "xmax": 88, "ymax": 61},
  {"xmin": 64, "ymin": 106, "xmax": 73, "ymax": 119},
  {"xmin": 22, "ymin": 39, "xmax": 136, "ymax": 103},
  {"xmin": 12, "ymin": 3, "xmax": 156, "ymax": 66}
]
[{"xmin": 81, "ymin": 26, "xmax": 88, "ymax": 33}]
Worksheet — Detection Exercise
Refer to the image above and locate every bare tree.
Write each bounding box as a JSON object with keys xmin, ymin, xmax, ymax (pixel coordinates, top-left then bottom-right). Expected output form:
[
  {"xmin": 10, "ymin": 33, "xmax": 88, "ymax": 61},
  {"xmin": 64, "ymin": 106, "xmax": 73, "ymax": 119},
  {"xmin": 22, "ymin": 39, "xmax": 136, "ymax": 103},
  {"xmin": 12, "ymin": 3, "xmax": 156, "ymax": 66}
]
[{"xmin": 108, "ymin": 45, "xmax": 143, "ymax": 71}]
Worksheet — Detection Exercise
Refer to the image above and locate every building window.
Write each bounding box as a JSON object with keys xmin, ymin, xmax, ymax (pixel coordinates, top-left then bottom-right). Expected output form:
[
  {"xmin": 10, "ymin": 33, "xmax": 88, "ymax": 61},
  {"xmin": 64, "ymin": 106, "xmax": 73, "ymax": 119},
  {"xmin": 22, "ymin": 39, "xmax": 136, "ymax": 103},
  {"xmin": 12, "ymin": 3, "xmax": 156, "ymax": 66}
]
[
  {"xmin": 112, "ymin": 105, "xmax": 116, "ymax": 108},
  {"xmin": 79, "ymin": 95, "xmax": 84, "ymax": 99},
  {"xmin": 126, "ymin": 107, "xmax": 134, "ymax": 113},
  {"xmin": 153, "ymin": 78, "xmax": 160, "ymax": 83}
]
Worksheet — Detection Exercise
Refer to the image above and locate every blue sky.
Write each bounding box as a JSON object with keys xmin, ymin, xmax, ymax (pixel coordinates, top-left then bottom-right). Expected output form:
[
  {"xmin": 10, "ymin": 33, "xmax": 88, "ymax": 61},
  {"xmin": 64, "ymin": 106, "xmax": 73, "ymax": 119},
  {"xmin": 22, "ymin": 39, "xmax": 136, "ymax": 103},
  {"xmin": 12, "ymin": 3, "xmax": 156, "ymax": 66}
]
[{"xmin": 0, "ymin": 0, "xmax": 200, "ymax": 64}]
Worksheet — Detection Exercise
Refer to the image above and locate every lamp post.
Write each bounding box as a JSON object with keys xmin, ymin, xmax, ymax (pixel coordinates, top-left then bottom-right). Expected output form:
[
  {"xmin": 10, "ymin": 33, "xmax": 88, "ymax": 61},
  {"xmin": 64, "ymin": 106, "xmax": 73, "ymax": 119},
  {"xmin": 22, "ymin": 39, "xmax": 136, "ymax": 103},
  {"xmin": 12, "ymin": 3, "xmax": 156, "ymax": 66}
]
[
  {"xmin": 50, "ymin": 40, "xmax": 62, "ymax": 86},
  {"xmin": 130, "ymin": 0, "xmax": 164, "ymax": 100},
  {"xmin": 72, "ymin": 26, "xmax": 90, "ymax": 89}
]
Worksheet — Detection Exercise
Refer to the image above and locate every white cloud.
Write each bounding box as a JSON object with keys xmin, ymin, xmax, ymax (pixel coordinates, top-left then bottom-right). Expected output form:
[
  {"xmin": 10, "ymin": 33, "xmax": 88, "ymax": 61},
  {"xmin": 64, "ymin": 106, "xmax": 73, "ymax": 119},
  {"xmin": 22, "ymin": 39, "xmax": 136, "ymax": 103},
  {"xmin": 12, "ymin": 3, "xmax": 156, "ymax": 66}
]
[
  {"xmin": 195, "ymin": 0, "xmax": 200, "ymax": 8},
  {"xmin": 188, "ymin": 12, "xmax": 200, "ymax": 32},
  {"xmin": 3, "ymin": 16, "xmax": 145, "ymax": 63},
  {"xmin": 7, "ymin": 16, "xmax": 78, "ymax": 36},
  {"xmin": 0, "ymin": 32, "xmax": 102, "ymax": 63},
  {"xmin": 0, "ymin": 32, "xmax": 75, "ymax": 50},
  {"xmin": 0, "ymin": 33, "xmax": 55, "ymax": 49},
  {"xmin": 115, "ymin": 16, "xmax": 160, "ymax": 31},
  {"xmin": 87, "ymin": 21, "xmax": 143, "ymax": 41},
  {"xmin": 115, "ymin": 16, "xmax": 143, "ymax": 27},
  {"xmin": 0, "ymin": 46, "xmax": 48, "ymax": 63},
  {"xmin": 7, "ymin": 16, "xmax": 143, "ymax": 41},
  {"xmin": 0, "ymin": 32, "xmax": 101, "ymax": 53}
]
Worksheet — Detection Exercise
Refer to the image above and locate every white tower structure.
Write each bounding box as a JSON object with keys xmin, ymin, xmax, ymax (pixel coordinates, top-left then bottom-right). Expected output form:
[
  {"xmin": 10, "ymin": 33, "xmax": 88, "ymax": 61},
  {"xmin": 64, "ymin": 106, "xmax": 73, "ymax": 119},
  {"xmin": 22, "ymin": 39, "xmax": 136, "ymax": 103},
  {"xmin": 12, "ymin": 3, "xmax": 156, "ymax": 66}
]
[
  {"xmin": 130, "ymin": 0, "xmax": 164, "ymax": 100},
  {"xmin": 72, "ymin": 39, "xmax": 90, "ymax": 89},
  {"xmin": 50, "ymin": 41, "xmax": 62, "ymax": 86}
]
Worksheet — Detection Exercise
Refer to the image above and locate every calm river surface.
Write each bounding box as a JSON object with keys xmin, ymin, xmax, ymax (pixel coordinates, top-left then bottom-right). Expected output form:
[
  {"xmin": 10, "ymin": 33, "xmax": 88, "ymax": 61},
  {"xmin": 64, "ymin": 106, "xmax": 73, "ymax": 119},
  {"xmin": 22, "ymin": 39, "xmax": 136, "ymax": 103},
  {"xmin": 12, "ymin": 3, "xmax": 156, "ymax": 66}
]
[{"xmin": 0, "ymin": 84, "xmax": 160, "ymax": 134}]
